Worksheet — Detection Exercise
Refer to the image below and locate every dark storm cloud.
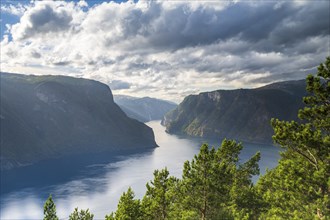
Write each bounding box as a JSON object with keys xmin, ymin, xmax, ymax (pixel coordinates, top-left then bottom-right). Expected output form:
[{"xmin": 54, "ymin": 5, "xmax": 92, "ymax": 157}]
[
  {"xmin": 249, "ymin": 70, "xmax": 311, "ymax": 85},
  {"xmin": 134, "ymin": 1, "xmax": 329, "ymax": 53},
  {"xmin": 269, "ymin": 3, "xmax": 330, "ymax": 46}
]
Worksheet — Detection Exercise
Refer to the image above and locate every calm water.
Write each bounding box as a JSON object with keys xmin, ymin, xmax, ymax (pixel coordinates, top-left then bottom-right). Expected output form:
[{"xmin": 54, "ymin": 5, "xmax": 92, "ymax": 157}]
[{"xmin": 0, "ymin": 121, "xmax": 280, "ymax": 219}]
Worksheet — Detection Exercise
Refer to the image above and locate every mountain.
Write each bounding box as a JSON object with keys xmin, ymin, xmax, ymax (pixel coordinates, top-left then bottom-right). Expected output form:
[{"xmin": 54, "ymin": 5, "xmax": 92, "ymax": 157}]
[
  {"xmin": 113, "ymin": 95, "xmax": 177, "ymax": 122},
  {"xmin": 0, "ymin": 73, "xmax": 157, "ymax": 170},
  {"xmin": 162, "ymin": 80, "xmax": 307, "ymax": 144}
]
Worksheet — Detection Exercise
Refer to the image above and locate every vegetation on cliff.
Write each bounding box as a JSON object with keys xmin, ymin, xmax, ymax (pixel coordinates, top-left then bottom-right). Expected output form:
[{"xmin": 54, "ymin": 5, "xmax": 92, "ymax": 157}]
[{"xmin": 162, "ymin": 79, "xmax": 306, "ymax": 144}]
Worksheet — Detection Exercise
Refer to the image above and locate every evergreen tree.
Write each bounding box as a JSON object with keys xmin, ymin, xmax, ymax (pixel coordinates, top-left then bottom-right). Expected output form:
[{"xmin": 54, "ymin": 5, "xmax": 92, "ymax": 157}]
[
  {"xmin": 257, "ymin": 57, "xmax": 330, "ymax": 219},
  {"xmin": 69, "ymin": 208, "xmax": 94, "ymax": 220},
  {"xmin": 141, "ymin": 168, "xmax": 178, "ymax": 220},
  {"xmin": 228, "ymin": 151, "xmax": 262, "ymax": 219},
  {"xmin": 105, "ymin": 212, "xmax": 115, "ymax": 220},
  {"xmin": 179, "ymin": 140, "xmax": 260, "ymax": 220},
  {"xmin": 180, "ymin": 144, "xmax": 218, "ymax": 219},
  {"xmin": 106, "ymin": 187, "xmax": 141, "ymax": 220},
  {"xmin": 43, "ymin": 194, "xmax": 59, "ymax": 220}
]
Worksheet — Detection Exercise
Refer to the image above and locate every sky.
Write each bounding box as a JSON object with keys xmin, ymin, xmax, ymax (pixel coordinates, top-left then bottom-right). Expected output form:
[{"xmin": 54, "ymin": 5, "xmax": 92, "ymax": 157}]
[{"xmin": 1, "ymin": 0, "xmax": 329, "ymax": 103}]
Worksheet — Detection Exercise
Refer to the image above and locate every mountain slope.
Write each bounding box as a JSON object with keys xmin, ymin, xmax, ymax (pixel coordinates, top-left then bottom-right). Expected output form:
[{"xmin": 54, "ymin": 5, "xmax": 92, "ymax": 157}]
[
  {"xmin": 114, "ymin": 95, "xmax": 177, "ymax": 122},
  {"xmin": 162, "ymin": 80, "xmax": 306, "ymax": 144},
  {"xmin": 0, "ymin": 73, "xmax": 157, "ymax": 170}
]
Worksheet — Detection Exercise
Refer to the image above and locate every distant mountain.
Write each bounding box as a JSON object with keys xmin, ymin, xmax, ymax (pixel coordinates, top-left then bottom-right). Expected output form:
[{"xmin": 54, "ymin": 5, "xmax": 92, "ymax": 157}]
[
  {"xmin": 0, "ymin": 73, "xmax": 157, "ymax": 170},
  {"xmin": 113, "ymin": 95, "xmax": 177, "ymax": 122},
  {"xmin": 162, "ymin": 80, "xmax": 307, "ymax": 144}
]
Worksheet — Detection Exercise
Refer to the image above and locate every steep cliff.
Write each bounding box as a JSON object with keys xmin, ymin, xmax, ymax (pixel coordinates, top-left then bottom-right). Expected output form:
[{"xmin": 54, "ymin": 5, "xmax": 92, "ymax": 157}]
[
  {"xmin": 0, "ymin": 73, "xmax": 157, "ymax": 170},
  {"xmin": 162, "ymin": 80, "xmax": 306, "ymax": 144}
]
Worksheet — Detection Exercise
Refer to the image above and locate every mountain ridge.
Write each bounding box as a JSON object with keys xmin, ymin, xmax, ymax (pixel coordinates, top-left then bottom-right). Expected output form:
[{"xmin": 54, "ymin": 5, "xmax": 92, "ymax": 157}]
[
  {"xmin": 0, "ymin": 72, "xmax": 157, "ymax": 170},
  {"xmin": 162, "ymin": 79, "xmax": 307, "ymax": 144},
  {"xmin": 114, "ymin": 95, "xmax": 177, "ymax": 122}
]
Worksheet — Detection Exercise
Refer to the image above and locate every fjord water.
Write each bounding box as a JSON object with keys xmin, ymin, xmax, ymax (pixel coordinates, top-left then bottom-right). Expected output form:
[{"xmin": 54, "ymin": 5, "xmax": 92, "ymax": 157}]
[{"xmin": 0, "ymin": 121, "xmax": 279, "ymax": 219}]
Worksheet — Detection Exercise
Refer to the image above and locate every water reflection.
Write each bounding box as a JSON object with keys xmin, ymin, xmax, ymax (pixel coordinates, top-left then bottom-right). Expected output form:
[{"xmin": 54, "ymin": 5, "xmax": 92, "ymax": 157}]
[{"xmin": 0, "ymin": 121, "xmax": 279, "ymax": 219}]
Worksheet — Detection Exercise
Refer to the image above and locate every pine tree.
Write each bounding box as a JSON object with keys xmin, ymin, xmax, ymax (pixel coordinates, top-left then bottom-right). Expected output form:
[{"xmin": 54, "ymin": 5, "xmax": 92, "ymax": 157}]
[
  {"xmin": 257, "ymin": 57, "xmax": 330, "ymax": 219},
  {"xmin": 106, "ymin": 187, "xmax": 141, "ymax": 220},
  {"xmin": 105, "ymin": 212, "xmax": 115, "ymax": 220},
  {"xmin": 43, "ymin": 194, "xmax": 59, "ymax": 220},
  {"xmin": 179, "ymin": 140, "xmax": 260, "ymax": 219},
  {"xmin": 141, "ymin": 168, "xmax": 178, "ymax": 220},
  {"xmin": 69, "ymin": 208, "xmax": 94, "ymax": 220},
  {"xmin": 180, "ymin": 144, "xmax": 218, "ymax": 219},
  {"xmin": 229, "ymin": 151, "xmax": 262, "ymax": 219}
]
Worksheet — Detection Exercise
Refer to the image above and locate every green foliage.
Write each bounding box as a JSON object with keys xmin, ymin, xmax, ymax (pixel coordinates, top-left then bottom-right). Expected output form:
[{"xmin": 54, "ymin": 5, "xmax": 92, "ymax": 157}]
[
  {"xmin": 105, "ymin": 212, "xmax": 115, "ymax": 220},
  {"xmin": 141, "ymin": 168, "xmax": 178, "ymax": 220},
  {"xmin": 258, "ymin": 57, "xmax": 330, "ymax": 219},
  {"xmin": 229, "ymin": 151, "xmax": 263, "ymax": 220},
  {"xmin": 180, "ymin": 144, "xmax": 221, "ymax": 219},
  {"xmin": 69, "ymin": 208, "xmax": 94, "ymax": 220},
  {"xmin": 43, "ymin": 194, "xmax": 59, "ymax": 220},
  {"xmin": 106, "ymin": 187, "xmax": 141, "ymax": 220},
  {"xmin": 178, "ymin": 140, "xmax": 261, "ymax": 220}
]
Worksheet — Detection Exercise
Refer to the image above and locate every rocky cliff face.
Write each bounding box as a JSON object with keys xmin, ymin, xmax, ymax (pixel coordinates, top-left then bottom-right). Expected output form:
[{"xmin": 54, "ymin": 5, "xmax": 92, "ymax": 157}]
[
  {"xmin": 0, "ymin": 73, "xmax": 157, "ymax": 170},
  {"xmin": 162, "ymin": 80, "xmax": 306, "ymax": 144},
  {"xmin": 114, "ymin": 95, "xmax": 177, "ymax": 122}
]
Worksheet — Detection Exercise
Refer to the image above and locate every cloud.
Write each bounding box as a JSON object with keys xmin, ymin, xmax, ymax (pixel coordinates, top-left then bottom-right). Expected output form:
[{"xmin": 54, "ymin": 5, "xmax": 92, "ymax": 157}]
[
  {"xmin": 77, "ymin": 1, "xmax": 88, "ymax": 8},
  {"xmin": 1, "ymin": 3, "xmax": 27, "ymax": 16},
  {"xmin": 1, "ymin": 0, "xmax": 329, "ymax": 102},
  {"xmin": 11, "ymin": 1, "xmax": 74, "ymax": 40},
  {"xmin": 108, "ymin": 80, "xmax": 131, "ymax": 90}
]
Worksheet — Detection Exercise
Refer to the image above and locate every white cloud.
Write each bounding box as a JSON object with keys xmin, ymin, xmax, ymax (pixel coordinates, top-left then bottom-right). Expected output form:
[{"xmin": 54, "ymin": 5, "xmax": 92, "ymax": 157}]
[
  {"xmin": 78, "ymin": 0, "xmax": 88, "ymax": 8},
  {"xmin": 10, "ymin": 1, "xmax": 75, "ymax": 40},
  {"xmin": 1, "ymin": 0, "xmax": 329, "ymax": 102},
  {"xmin": 108, "ymin": 80, "xmax": 131, "ymax": 90},
  {"xmin": 1, "ymin": 3, "xmax": 27, "ymax": 16}
]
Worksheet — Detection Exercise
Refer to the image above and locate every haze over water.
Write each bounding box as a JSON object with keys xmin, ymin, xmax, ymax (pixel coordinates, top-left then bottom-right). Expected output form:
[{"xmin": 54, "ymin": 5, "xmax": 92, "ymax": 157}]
[{"xmin": 0, "ymin": 121, "xmax": 279, "ymax": 219}]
